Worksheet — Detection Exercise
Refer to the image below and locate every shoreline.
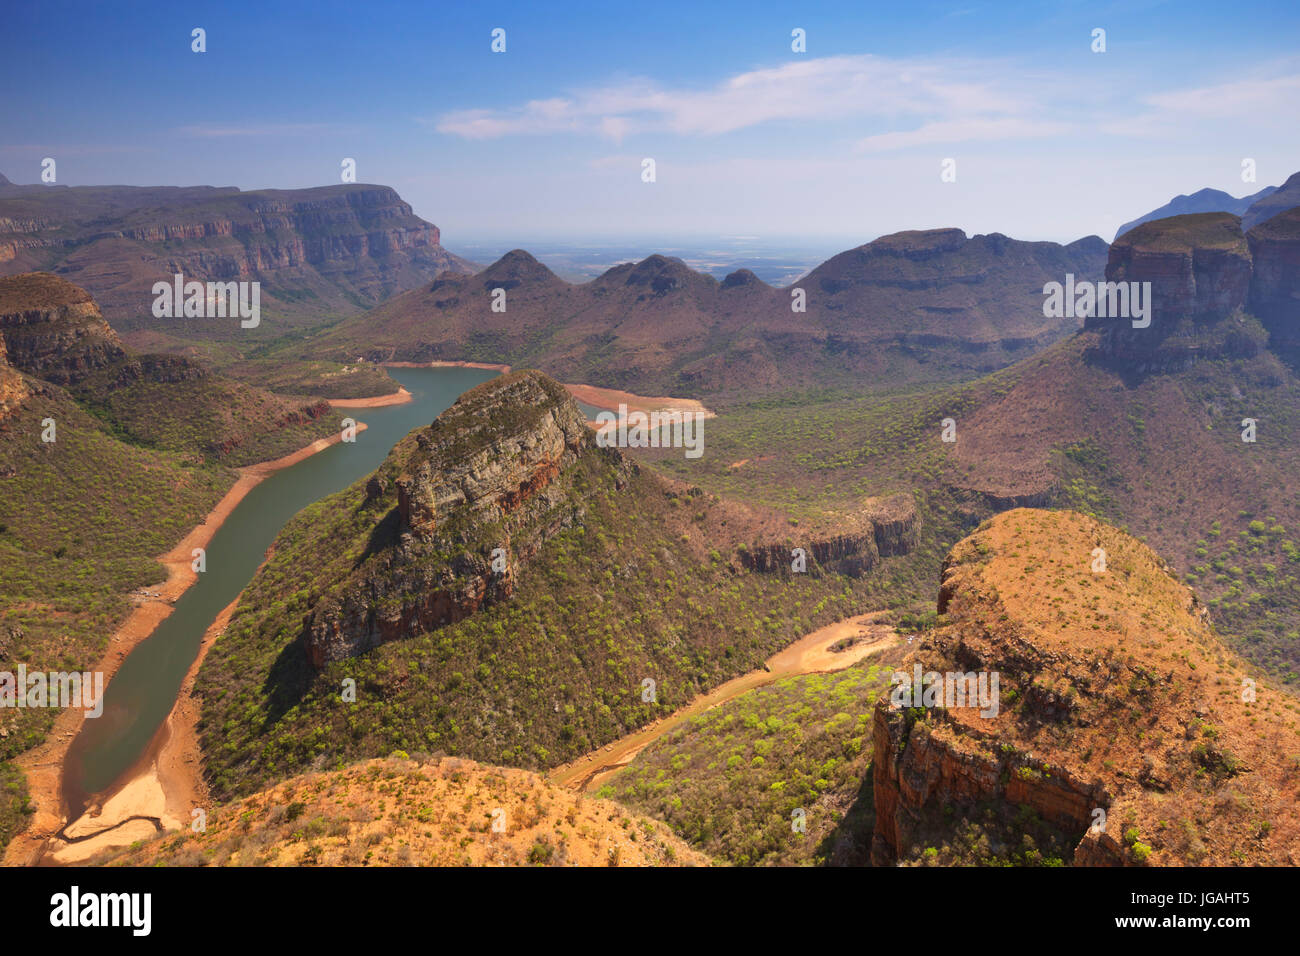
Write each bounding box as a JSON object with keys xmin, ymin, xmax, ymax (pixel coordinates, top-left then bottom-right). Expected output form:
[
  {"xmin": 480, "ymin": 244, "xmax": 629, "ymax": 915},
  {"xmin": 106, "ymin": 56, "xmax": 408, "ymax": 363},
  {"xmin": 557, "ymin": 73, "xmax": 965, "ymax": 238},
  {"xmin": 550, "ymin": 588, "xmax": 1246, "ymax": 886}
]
[
  {"xmin": 561, "ymin": 382, "xmax": 715, "ymax": 421},
  {"xmin": 327, "ymin": 386, "xmax": 412, "ymax": 409},
  {"xmin": 5, "ymin": 423, "xmax": 367, "ymax": 867},
  {"xmin": 383, "ymin": 359, "xmax": 513, "ymax": 373}
]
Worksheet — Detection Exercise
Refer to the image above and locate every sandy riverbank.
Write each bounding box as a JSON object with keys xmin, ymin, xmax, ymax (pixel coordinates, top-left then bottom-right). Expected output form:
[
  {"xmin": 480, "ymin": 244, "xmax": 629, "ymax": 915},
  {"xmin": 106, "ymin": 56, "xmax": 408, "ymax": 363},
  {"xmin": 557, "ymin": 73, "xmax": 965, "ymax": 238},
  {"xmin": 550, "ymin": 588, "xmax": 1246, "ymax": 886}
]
[
  {"xmin": 549, "ymin": 612, "xmax": 899, "ymax": 793},
  {"xmin": 5, "ymin": 424, "xmax": 367, "ymax": 867},
  {"xmin": 327, "ymin": 386, "xmax": 412, "ymax": 409},
  {"xmin": 384, "ymin": 360, "xmax": 513, "ymax": 373},
  {"xmin": 562, "ymin": 382, "xmax": 715, "ymax": 420}
]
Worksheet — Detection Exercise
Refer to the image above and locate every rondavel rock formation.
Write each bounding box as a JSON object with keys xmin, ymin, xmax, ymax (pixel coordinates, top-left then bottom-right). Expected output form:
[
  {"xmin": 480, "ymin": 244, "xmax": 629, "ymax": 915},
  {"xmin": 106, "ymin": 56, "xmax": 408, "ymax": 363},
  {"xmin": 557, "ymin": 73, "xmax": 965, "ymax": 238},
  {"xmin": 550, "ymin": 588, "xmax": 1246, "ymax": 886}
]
[
  {"xmin": 871, "ymin": 509, "xmax": 1300, "ymax": 866},
  {"xmin": 1089, "ymin": 208, "xmax": 1300, "ymax": 369}
]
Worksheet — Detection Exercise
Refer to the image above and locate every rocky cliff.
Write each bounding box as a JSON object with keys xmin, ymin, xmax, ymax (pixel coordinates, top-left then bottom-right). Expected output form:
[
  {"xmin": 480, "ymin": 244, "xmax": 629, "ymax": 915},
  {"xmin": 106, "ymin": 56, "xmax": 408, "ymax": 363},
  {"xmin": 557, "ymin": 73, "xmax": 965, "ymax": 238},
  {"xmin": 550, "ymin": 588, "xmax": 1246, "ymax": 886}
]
[
  {"xmin": 305, "ymin": 371, "xmax": 628, "ymax": 666},
  {"xmin": 1246, "ymin": 206, "xmax": 1300, "ymax": 348},
  {"xmin": 0, "ymin": 271, "xmax": 343, "ymax": 464},
  {"xmin": 0, "ymin": 333, "xmax": 27, "ymax": 420},
  {"xmin": 0, "ymin": 178, "xmax": 474, "ymax": 337},
  {"xmin": 737, "ymin": 492, "xmax": 920, "ymax": 575},
  {"xmin": 1091, "ymin": 213, "xmax": 1262, "ymax": 369},
  {"xmin": 0, "ymin": 272, "xmax": 127, "ymax": 384},
  {"xmin": 871, "ymin": 509, "xmax": 1300, "ymax": 866}
]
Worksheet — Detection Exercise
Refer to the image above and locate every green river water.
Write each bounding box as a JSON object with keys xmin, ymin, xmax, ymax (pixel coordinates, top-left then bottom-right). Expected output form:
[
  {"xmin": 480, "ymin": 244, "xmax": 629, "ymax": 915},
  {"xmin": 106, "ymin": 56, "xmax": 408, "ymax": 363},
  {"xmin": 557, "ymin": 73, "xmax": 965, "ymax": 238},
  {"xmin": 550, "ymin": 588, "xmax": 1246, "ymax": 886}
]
[{"xmin": 60, "ymin": 365, "xmax": 498, "ymax": 818}]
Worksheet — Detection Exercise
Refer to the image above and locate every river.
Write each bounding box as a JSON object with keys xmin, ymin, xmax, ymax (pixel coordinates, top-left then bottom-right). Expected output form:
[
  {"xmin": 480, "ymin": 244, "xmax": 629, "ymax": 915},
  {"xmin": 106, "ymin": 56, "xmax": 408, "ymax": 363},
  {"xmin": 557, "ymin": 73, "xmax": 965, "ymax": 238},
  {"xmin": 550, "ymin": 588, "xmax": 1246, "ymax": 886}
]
[{"xmin": 59, "ymin": 365, "xmax": 498, "ymax": 819}]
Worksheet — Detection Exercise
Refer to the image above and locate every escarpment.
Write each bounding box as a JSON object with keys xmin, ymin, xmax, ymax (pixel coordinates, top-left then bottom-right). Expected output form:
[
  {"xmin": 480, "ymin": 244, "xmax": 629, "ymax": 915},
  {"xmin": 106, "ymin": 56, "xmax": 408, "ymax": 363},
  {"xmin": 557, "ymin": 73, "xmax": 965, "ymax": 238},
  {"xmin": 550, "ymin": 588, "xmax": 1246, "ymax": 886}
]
[
  {"xmin": 871, "ymin": 509, "xmax": 1300, "ymax": 866},
  {"xmin": 304, "ymin": 370, "xmax": 629, "ymax": 666},
  {"xmin": 1090, "ymin": 213, "xmax": 1256, "ymax": 370},
  {"xmin": 0, "ymin": 178, "xmax": 474, "ymax": 334},
  {"xmin": 737, "ymin": 493, "xmax": 920, "ymax": 575}
]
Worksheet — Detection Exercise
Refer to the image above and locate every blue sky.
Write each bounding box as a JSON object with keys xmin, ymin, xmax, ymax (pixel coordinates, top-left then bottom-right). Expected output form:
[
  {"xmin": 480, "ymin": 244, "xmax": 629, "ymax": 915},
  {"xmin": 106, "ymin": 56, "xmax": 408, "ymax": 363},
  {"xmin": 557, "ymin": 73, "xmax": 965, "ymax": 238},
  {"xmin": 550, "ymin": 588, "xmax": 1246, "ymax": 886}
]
[{"xmin": 3, "ymin": 0, "xmax": 1299, "ymax": 245}]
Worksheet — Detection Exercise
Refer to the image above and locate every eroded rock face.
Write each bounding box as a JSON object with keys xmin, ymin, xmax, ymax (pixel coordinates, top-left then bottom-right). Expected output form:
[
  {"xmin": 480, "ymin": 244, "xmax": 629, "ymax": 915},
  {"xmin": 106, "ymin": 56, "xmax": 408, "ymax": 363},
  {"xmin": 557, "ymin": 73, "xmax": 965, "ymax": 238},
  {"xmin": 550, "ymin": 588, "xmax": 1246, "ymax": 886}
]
[
  {"xmin": 0, "ymin": 272, "xmax": 126, "ymax": 384},
  {"xmin": 304, "ymin": 371, "xmax": 616, "ymax": 667},
  {"xmin": 1247, "ymin": 207, "xmax": 1300, "ymax": 348},
  {"xmin": 738, "ymin": 493, "xmax": 920, "ymax": 575},
  {"xmin": 1091, "ymin": 213, "xmax": 1258, "ymax": 370},
  {"xmin": 871, "ymin": 509, "xmax": 1300, "ymax": 867}
]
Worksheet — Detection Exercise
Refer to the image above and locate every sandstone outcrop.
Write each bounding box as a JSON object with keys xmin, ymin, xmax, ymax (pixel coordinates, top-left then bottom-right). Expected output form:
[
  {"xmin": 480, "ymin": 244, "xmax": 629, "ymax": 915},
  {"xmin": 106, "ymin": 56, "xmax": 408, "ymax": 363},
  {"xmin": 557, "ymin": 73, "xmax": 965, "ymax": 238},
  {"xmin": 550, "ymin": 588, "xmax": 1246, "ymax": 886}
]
[
  {"xmin": 0, "ymin": 272, "xmax": 126, "ymax": 383},
  {"xmin": 871, "ymin": 509, "xmax": 1300, "ymax": 866},
  {"xmin": 1091, "ymin": 213, "xmax": 1262, "ymax": 370}
]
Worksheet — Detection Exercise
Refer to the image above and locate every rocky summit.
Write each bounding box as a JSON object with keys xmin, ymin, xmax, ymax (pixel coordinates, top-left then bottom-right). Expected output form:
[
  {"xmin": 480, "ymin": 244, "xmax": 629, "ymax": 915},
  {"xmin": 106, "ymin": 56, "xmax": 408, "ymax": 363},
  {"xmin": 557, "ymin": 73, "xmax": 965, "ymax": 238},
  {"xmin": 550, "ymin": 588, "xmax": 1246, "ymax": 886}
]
[
  {"xmin": 873, "ymin": 509, "xmax": 1300, "ymax": 866},
  {"xmin": 305, "ymin": 371, "xmax": 626, "ymax": 666}
]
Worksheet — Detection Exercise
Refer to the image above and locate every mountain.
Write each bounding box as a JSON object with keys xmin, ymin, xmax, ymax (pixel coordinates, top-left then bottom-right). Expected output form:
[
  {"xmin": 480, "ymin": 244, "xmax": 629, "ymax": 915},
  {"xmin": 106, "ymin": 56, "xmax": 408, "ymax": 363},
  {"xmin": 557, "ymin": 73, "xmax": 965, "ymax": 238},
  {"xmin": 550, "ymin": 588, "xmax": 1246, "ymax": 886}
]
[
  {"xmin": 1242, "ymin": 171, "xmax": 1300, "ymax": 232},
  {"xmin": 0, "ymin": 177, "xmax": 475, "ymax": 351},
  {"xmin": 873, "ymin": 508, "xmax": 1300, "ymax": 866},
  {"xmin": 193, "ymin": 369, "xmax": 922, "ymax": 800},
  {"xmin": 0, "ymin": 273, "xmax": 340, "ymax": 465},
  {"xmin": 304, "ymin": 230, "xmax": 1108, "ymax": 401},
  {"xmin": 1114, "ymin": 185, "xmax": 1277, "ymax": 240},
  {"xmin": 92, "ymin": 754, "xmax": 710, "ymax": 867}
]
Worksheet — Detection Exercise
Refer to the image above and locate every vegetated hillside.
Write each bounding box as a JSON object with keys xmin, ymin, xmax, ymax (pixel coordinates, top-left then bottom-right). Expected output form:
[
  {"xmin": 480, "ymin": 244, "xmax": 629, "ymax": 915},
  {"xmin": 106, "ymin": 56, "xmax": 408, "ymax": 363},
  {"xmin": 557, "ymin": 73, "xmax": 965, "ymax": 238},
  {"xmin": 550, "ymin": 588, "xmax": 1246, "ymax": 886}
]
[
  {"xmin": 0, "ymin": 273, "xmax": 349, "ymax": 854},
  {"xmin": 93, "ymin": 754, "xmax": 709, "ymax": 867},
  {"xmin": 300, "ymin": 229, "xmax": 1107, "ymax": 402},
  {"xmin": 1241, "ymin": 170, "xmax": 1300, "ymax": 232},
  {"xmin": 0, "ymin": 176, "xmax": 475, "ymax": 349},
  {"xmin": 1114, "ymin": 184, "xmax": 1277, "ymax": 240},
  {"xmin": 0, "ymin": 383, "xmax": 232, "ymax": 850},
  {"xmin": 194, "ymin": 370, "xmax": 923, "ymax": 801},
  {"xmin": 873, "ymin": 509, "xmax": 1300, "ymax": 866},
  {"xmin": 600, "ymin": 653, "xmax": 903, "ymax": 866},
  {"xmin": 648, "ymin": 211, "xmax": 1300, "ymax": 688},
  {"xmin": 0, "ymin": 273, "xmax": 347, "ymax": 465}
]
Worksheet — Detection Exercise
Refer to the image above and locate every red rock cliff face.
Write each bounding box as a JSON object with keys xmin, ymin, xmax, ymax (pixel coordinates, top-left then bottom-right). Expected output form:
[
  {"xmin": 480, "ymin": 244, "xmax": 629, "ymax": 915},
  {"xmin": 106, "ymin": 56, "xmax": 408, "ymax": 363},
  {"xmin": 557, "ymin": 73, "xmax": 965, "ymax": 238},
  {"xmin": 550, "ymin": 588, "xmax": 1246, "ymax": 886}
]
[
  {"xmin": 871, "ymin": 509, "xmax": 1300, "ymax": 867},
  {"xmin": 304, "ymin": 372, "xmax": 618, "ymax": 667},
  {"xmin": 0, "ymin": 334, "xmax": 27, "ymax": 420}
]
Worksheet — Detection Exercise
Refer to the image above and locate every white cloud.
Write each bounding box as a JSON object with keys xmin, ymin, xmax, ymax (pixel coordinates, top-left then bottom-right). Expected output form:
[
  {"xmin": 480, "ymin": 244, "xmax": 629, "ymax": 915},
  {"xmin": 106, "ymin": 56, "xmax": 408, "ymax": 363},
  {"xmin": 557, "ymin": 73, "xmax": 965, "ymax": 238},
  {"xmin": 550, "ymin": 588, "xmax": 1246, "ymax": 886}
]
[{"xmin": 432, "ymin": 55, "xmax": 1056, "ymax": 145}]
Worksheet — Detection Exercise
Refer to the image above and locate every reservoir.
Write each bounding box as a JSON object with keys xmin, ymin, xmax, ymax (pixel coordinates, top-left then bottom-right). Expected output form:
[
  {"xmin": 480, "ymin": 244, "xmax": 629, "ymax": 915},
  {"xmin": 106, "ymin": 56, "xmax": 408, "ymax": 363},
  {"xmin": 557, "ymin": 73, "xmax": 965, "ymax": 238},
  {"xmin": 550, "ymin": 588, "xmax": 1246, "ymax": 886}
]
[{"xmin": 60, "ymin": 365, "xmax": 498, "ymax": 819}]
